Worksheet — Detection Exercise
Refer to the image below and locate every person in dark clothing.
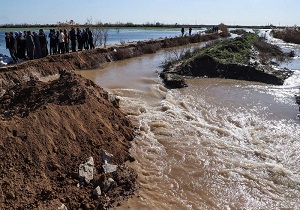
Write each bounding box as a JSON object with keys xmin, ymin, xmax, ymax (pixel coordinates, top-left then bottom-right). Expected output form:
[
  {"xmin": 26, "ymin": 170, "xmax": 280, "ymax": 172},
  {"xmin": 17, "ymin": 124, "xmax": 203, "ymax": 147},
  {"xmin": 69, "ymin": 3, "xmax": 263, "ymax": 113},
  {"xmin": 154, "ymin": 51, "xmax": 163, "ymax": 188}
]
[
  {"xmin": 33, "ymin": 32, "xmax": 41, "ymax": 59},
  {"xmin": 19, "ymin": 32, "xmax": 27, "ymax": 59},
  {"xmin": 16, "ymin": 32, "xmax": 22, "ymax": 59},
  {"xmin": 82, "ymin": 29, "xmax": 89, "ymax": 50},
  {"xmin": 69, "ymin": 27, "xmax": 77, "ymax": 52},
  {"xmin": 39, "ymin": 29, "xmax": 48, "ymax": 57},
  {"xmin": 25, "ymin": 31, "xmax": 35, "ymax": 60},
  {"xmin": 8, "ymin": 32, "xmax": 18, "ymax": 63},
  {"xmin": 14, "ymin": 32, "xmax": 19, "ymax": 56},
  {"xmin": 87, "ymin": 28, "xmax": 95, "ymax": 49},
  {"xmin": 76, "ymin": 28, "xmax": 83, "ymax": 51},
  {"xmin": 5, "ymin": 32, "xmax": 9, "ymax": 49},
  {"xmin": 16, "ymin": 32, "xmax": 26, "ymax": 59},
  {"xmin": 49, "ymin": 29, "xmax": 56, "ymax": 55},
  {"xmin": 181, "ymin": 27, "xmax": 185, "ymax": 36},
  {"xmin": 189, "ymin": 27, "xmax": 192, "ymax": 36}
]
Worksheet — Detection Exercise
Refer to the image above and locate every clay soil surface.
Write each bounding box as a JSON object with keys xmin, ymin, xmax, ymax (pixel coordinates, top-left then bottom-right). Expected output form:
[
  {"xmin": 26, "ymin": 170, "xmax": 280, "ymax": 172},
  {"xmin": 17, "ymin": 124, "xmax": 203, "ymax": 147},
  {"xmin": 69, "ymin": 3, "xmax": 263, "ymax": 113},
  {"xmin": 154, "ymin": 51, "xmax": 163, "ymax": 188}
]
[{"xmin": 0, "ymin": 72, "xmax": 137, "ymax": 209}]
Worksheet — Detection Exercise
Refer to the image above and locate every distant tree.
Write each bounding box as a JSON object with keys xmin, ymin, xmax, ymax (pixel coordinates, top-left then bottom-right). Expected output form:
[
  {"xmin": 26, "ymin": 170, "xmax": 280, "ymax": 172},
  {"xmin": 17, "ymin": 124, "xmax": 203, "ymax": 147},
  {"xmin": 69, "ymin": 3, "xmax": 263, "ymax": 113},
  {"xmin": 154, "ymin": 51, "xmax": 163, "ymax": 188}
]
[
  {"xmin": 85, "ymin": 17, "xmax": 93, "ymax": 26},
  {"xmin": 93, "ymin": 21, "xmax": 108, "ymax": 47}
]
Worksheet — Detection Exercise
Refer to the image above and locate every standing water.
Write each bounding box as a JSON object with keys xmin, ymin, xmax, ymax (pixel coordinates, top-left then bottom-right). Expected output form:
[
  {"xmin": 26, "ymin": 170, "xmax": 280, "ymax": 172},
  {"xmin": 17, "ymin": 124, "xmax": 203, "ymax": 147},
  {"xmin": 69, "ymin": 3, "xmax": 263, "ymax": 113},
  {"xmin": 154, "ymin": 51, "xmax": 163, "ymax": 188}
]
[{"xmin": 77, "ymin": 32, "xmax": 300, "ymax": 209}]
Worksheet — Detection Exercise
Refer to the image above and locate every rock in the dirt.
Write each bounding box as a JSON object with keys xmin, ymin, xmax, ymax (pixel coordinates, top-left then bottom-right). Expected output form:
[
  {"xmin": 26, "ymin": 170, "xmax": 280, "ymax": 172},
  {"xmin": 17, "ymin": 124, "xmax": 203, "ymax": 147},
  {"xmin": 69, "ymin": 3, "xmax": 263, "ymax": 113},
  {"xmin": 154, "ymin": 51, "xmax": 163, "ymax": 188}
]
[
  {"xmin": 102, "ymin": 149, "xmax": 113, "ymax": 164},
  {"xmin": 103, "ymin": 178, "xmax": 115, "ymax": 193},
  {"xmin": 108, "ymin": 94, "xmax": 120, "ymax": 108},
  {"xmin": 102, "ymin": 150, "xmax": 117, "ymax": 173},
  {"xmin": 103, "ymin": 163, "xmax": 118, "ymax": 174},
  {"xmin": 79, "ymin": 157, "xmax": 94, "ymax": 183},
  {"xmin": 58, "ymin": 203, "xmax": 68, "ymax": 210},
  {"xmin": 93, "ymin": 186, "xmax": 102, "ymax": 197}
]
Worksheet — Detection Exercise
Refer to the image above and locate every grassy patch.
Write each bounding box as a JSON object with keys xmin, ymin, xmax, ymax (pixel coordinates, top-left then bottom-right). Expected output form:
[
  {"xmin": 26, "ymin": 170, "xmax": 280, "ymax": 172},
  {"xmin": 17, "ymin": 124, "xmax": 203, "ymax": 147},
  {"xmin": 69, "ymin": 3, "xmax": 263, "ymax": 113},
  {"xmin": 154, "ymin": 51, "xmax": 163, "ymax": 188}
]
[
  {"xmin": 163, "ymin": 31, "xmax": 292, "ymax": 76},
  {"xmin": 186, "ymin": 33, "xmax": 258, "ymax": 65}
]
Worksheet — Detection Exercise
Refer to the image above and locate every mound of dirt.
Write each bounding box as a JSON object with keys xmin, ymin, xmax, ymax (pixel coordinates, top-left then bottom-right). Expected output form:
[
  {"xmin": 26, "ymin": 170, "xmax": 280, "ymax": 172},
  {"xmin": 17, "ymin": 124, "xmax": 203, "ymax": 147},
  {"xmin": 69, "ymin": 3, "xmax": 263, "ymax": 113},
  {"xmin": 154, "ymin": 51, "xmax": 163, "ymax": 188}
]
[{"xmin": 0, "ymin": 72, "xmax": 137, "ymax": 209}]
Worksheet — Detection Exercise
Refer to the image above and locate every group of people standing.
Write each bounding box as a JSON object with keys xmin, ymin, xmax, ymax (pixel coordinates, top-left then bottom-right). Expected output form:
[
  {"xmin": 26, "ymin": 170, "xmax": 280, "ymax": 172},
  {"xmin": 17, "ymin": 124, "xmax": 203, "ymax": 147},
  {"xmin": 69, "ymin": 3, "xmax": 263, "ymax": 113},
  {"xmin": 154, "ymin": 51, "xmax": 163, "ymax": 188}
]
[
  {"xmin": 48, "ymin": 27, "xmax": 95, "ymax": 55},
  {"xmin": 5, "ymin": 29, "xmax": 47, "ymax": 63},
  {"xmin": 5, "ymin": 27, "xmax": 95, "ymax": 63},
  {"xmin": 181, "ymin": 27, "xmax": 193, "ymax": 36}
]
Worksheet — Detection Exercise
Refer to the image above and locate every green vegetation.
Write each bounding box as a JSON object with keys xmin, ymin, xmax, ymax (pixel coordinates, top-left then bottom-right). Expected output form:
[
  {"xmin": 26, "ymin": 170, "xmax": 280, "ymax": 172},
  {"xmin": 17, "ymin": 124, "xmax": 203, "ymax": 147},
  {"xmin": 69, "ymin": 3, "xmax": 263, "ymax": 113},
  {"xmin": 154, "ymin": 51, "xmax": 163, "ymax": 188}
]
[
  {"xmin": 185, "ymin": 33, "xmax": 259, "ymax": 65},
  {"xmin": 175, "ymin": 31, "xmax": 291, "ymax": 68},
  {"xmin": 271, "ymin": 27, "xmax": 300, "ymax": 44}
]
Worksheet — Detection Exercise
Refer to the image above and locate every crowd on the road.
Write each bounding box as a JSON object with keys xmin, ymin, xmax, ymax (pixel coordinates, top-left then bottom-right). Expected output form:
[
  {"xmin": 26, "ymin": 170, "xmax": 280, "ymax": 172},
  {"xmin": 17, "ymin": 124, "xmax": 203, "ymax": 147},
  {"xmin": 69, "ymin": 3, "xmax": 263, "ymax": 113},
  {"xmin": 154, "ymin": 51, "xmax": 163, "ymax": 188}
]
[{"xmin": 5, "ymin": 27, "xmax": 95, "ymax": 63}]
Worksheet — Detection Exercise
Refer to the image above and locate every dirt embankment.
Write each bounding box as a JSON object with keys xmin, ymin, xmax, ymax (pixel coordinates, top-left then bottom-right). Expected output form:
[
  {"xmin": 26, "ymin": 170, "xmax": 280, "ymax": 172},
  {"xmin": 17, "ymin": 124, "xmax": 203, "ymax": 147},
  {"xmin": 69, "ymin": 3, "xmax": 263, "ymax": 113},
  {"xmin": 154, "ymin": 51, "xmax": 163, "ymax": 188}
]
[
  {"xmin": 0, "ymin": 72, "xmax": 137, "ymax": 209},
  {"xmin": 0, "ymin": 33, "xmax": 220, "ymax": 89}
]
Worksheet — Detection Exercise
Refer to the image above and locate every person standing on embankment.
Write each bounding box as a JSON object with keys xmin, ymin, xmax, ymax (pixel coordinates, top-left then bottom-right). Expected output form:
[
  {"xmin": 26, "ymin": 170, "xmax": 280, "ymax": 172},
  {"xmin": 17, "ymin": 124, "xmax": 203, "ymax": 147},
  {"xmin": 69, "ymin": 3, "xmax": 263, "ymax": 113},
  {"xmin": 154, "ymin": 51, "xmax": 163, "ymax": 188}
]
[
  {"xmin": 8, "ymin": 32, "xmax": 18, "ymax": 63},
  {"xmin": 25, "ymin": 31, "xmax": 35, "ymax": 60}
]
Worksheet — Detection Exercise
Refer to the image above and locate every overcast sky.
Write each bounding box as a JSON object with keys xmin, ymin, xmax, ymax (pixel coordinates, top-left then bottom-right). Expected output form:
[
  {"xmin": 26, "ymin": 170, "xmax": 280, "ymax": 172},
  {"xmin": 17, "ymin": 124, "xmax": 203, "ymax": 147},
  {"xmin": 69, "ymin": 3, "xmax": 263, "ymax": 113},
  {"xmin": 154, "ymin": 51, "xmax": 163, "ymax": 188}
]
[{"xmin": 0, "ymin": 0, "xmax": 299, "ymax": 26}]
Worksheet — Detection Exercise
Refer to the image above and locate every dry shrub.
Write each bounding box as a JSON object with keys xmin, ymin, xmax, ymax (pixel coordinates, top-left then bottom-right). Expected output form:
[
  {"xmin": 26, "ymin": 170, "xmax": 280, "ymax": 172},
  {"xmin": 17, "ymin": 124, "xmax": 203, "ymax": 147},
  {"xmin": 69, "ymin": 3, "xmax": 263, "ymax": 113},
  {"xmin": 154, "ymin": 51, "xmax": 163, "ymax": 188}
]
[
  {"xmin": 189, "ymin": 34, "xmax": 202, "ymax": 43},
  {"xmin": 218, "ymin": 23, "xmax": 230, "ymax": 37},
  {"xmin": 254, "ymin": 37, "xmax": 290, "ymax": 63},
  {"xmin": 137, "ymin": 42, "xmax": 160, "ymax": 54},
  {"xmin": 201, "ymin": 34, "xmax": 219, "ymax": 42},
  {"xmin": 271, "ymin": 27, "xmax": 300, "ymax": 44},
  {"xmin": 177, "ymin": 36, "xmax": 190, "ymax": 45}
]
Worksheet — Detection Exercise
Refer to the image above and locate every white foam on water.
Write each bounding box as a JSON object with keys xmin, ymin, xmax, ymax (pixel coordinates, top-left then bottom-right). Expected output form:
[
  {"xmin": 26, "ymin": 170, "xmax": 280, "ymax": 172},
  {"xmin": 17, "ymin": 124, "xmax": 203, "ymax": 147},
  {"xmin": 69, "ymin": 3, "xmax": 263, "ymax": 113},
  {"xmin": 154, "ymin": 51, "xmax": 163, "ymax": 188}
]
[{"xmin": 116, "ymin": 81, "xmax": 300, "ymax": 209}]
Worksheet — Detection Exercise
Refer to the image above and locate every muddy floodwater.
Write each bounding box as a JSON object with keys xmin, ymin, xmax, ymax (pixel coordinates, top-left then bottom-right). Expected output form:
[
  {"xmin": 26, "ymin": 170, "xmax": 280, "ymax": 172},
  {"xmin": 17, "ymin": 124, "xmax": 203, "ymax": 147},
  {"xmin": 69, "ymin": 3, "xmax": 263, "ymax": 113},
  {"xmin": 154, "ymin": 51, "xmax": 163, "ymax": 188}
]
[{"xmin": 78, "ymin": 32, "xmax": 300, "ymax": 209}]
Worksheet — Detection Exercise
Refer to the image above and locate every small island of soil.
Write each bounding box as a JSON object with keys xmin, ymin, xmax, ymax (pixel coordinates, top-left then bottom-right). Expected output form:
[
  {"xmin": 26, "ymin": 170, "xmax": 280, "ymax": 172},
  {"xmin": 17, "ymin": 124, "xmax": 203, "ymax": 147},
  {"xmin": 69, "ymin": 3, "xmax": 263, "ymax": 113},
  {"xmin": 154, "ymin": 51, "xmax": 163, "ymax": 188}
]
[{"xmin": 160, "ymin": 32, "xmax": 294, "ymax": 88}]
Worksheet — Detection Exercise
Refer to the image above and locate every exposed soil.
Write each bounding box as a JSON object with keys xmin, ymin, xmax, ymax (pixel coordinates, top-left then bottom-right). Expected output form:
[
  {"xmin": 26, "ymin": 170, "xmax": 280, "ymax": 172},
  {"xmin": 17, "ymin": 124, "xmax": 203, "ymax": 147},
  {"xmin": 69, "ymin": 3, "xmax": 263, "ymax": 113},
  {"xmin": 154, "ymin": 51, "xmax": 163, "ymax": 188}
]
[{"xmin": 0, "ymin": 72, "xmax": 137, "ymax": 209}]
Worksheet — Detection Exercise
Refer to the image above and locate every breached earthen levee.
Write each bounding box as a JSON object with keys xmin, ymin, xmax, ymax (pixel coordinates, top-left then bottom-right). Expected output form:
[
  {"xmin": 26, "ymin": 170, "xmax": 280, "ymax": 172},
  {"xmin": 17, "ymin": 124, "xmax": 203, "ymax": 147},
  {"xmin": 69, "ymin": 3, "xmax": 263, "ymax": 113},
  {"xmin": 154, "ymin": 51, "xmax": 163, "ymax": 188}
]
[
  {"xmin": 0, "ymin": 33, "xmax": 220, "ymax": 89},
  {"xmin": 0, "ymin": 33, "xmax": 221, "ymax": 209}
]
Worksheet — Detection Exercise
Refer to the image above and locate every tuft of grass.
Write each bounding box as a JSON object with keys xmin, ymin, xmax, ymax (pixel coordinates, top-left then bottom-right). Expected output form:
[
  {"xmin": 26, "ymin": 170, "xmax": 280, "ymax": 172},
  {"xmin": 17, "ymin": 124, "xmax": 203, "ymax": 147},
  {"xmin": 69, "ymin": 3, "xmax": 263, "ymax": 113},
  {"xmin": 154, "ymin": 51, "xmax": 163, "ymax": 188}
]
[{"xmin": 230, "ymin": 29, "xmax": 248, "ymax": 35}]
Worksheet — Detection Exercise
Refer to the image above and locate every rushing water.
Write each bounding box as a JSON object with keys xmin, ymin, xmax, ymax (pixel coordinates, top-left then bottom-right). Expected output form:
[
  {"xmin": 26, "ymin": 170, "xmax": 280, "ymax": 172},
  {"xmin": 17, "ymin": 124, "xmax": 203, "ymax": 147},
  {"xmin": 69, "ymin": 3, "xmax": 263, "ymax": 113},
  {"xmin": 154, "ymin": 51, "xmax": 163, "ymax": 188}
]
[{"xmin": 80, "ymin": 31, "xmax": 300, "ymax": 209}]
